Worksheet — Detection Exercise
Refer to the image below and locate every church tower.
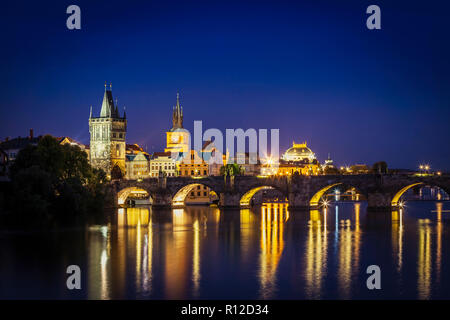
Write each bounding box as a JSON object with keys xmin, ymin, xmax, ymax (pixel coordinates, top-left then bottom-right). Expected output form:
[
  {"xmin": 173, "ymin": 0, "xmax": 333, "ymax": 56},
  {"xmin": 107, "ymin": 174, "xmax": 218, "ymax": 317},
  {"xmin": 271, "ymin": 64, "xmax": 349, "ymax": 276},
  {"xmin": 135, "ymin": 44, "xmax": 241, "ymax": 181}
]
[
  {"xmin": 165, "ymin": 93, "xmax": 190, "ymax": 154},
  {"xmin": 89, "ymin": 83, "xmax": 127, "ymax": 179}
]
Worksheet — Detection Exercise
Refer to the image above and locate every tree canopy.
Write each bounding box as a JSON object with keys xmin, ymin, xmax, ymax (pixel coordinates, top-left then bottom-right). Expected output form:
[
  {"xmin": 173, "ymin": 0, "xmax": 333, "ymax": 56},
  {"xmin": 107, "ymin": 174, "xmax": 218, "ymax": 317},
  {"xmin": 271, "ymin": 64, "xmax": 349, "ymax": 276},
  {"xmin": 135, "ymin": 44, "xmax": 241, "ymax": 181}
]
[{"xmin": 5, "ymin": 135, "xmax": 107, "ymax": 227}]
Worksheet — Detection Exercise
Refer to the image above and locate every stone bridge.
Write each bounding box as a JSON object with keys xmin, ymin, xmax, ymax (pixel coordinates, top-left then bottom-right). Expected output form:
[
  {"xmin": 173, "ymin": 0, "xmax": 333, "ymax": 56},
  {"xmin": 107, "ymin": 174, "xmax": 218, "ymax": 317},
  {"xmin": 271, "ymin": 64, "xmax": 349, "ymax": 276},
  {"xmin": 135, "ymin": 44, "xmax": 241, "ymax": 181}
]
[{"xmin": 109, "ymin": 174, "xmax": 450, "ymax": 211}]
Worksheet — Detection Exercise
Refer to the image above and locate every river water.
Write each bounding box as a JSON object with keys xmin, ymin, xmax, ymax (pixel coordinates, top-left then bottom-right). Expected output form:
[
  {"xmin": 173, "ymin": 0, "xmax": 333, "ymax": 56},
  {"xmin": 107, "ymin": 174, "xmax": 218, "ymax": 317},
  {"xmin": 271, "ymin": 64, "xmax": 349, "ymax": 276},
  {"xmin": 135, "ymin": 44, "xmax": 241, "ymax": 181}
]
[{"xmin": 1, "ymin": 201, "xmax": 450, "ymax": 299}]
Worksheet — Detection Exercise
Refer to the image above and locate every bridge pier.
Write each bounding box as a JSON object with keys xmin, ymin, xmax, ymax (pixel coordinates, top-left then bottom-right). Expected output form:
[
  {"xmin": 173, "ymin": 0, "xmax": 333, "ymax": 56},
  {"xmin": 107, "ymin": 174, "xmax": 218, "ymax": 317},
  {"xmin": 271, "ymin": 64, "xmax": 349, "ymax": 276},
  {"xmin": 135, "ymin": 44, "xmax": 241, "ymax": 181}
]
[
  {"xmin": 218, "ymin": 192, "xmax": 241, "ymax": 208},
  {"xmin": 151, "ymin": 189, "xmax": 173, "ymax": 208},
  {"xmin": 287, "ymin": 191, "xmax": 313, "ymax": 210},
  {"xmin": 367, "ymin": 192, "xmax": 393, "ymax": 211}
]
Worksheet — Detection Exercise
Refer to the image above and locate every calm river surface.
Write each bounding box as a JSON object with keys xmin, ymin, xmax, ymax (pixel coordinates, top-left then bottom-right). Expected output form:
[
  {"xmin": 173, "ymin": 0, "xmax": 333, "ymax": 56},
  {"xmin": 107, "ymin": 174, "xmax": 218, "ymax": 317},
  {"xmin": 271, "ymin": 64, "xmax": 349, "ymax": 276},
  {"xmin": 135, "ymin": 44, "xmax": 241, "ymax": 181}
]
[{"xmin": 1, "ymin": 201, "xmax": 450, "ymax": 299}]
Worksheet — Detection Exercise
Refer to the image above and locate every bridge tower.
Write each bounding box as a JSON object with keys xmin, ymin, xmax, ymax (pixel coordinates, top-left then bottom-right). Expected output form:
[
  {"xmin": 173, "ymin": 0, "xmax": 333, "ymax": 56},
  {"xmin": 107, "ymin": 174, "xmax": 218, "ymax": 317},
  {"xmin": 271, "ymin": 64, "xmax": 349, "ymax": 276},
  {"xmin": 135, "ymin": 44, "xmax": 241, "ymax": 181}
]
[{"xmin": 89, "ymin": 83, "xmax": 127, "ymax": 178}]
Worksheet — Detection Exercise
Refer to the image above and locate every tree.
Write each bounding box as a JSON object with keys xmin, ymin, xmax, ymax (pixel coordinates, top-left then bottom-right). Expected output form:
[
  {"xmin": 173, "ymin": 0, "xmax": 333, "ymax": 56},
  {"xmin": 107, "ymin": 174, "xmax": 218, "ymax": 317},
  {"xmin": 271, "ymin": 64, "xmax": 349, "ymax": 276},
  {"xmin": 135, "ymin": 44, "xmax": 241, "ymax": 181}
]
[
  {"xmin": 6, "ymin": 135, "xmax": 106, "ymax": 227},
  {"xmin": 372, "ymin": 161, "xmax": 388, "ymax": 174},
  {"xmin": 220, "ymin": 163, "xmax": 244, "ymax": 176}
]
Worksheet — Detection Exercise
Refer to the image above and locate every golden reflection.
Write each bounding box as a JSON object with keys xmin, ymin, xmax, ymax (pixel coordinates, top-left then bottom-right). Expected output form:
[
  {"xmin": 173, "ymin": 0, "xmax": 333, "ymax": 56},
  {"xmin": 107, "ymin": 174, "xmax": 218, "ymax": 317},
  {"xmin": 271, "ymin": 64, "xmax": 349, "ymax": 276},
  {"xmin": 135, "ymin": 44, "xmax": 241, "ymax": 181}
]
[
  {"xmin": 88, "ymin": 225, "xmax": 111, "ymax": 299},
  {"xmin": 417, "ymin": 219, "xmax": 432, "ymax": 299},
  {"xmin": 337, "ymin": 204, "xmax": 361, "ymax": 298},
  {"xmin": 258, "ymin": 203, "xmax": 287, "ymax": 299},
  {"xmin": 163, "ymin": 207, "xmax": 209, "ymax": 298},
  {"xmin": 305, "ymin": 208, "xmax": 327, "ymax": 299},
  {"xmin": 435, "ymin": 203, "xmax": 443, "ymax": 285},
  {"xmin": 143, "ymin": 213, "xmax": 153, "ymax": 294},
  {"xmin": 113, "ymin": 207, "xmax": 153, "ymax": 297},
  {"xmin": 192, "ymin": 219, "xmax": 201, "ymax": 297},
  {"xmin": 391, "ymin": 209, "xmax": 403, "ymax": 273},
  {"xmin": 240, "ymin": 209, "xmax": 257, "ymax": 263}
]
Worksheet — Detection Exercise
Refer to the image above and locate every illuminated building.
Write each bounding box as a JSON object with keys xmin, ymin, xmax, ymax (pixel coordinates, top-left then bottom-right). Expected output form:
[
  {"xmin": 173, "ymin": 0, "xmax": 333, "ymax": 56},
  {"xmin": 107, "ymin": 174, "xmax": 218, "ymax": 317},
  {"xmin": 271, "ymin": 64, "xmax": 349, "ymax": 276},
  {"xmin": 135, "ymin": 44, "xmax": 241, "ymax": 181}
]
[
  {"xmin": 349, "ymin": 164, "xmax": 369, "ymax": 174},
  {"xmin": 323, "ymin": 153, "xmax": 334, "ymax": 168},
  {"xmin": 89, "ymin": 84, "xmax": 127, "ymax": 178},
  {"xmin": 231, "ymin": 152, "xmax": 260, "ymax": 176},
  {"xmin": 125, "ymin": 151, "xmax": 150, "ymax": 180},
  {"xmin": 149, "ymin": 152, "xmax": 177, "ymax": 177},
  {"xmin": 281, "ymin": 141, "xmax": 316, "ymax": 162},
  {"xmin": 126, "ymin": 143, "xmax": 145, "ymax": 155},
  {"xmin": 58, "ymin": 136, "xmax": 90, "ymax": 160},
  {"xmin": 272, "ymin": 140, "xmax": 320, "ymax": 176},
  {"xmin": 276, "ymin": 162, "xmax": 320, "ymax": 176},
  {"xmin": 179, "ymin": 150, "xmax": 209, "ymax": 177},
  {"xmin": 178, "ymin": 150, "xmax": 214, "ymax": 204},
  {"xmin": 202, "ymin": 140, "xmax": 228, "ymax": 176},
  {"xmin": 164, "ymin": 93, "xmax": 190, "ymax": 154}
]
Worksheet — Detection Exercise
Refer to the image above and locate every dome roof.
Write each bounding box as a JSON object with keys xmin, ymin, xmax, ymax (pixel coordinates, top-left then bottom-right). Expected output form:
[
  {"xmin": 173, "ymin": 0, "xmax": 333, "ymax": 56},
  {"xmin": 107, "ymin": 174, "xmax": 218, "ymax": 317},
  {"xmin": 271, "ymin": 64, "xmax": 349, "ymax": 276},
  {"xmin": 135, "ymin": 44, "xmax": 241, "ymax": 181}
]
[
  {"xmin": 282, "ymin": 141, "xmax": 316, "ymax": 161},
  {"xmin": 285, "ymin": 146, "xmax": 313, "ymax": 157}
]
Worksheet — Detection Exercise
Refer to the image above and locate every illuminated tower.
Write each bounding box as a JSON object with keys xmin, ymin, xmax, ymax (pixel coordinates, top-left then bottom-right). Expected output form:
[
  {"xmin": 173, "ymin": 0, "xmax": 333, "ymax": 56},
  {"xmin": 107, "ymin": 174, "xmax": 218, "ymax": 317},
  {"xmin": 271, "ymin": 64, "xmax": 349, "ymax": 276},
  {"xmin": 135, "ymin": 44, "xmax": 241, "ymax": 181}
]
[
  {"xmin": 89, "ymin": 83, "xmax": 127, "ymax": 178},
  {"xmin": 165, "ymin": 93, "xmax": 190, "ymax": 154}
]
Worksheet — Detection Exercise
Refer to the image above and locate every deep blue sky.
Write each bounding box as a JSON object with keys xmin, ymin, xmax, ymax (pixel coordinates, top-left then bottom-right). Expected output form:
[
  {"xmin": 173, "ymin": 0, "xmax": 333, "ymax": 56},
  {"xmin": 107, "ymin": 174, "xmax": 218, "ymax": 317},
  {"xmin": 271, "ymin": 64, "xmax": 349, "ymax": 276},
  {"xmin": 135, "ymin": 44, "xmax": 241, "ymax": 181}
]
[{"xmin": 1, "ymin": 0, "xmax": 449, "ymax": 170}]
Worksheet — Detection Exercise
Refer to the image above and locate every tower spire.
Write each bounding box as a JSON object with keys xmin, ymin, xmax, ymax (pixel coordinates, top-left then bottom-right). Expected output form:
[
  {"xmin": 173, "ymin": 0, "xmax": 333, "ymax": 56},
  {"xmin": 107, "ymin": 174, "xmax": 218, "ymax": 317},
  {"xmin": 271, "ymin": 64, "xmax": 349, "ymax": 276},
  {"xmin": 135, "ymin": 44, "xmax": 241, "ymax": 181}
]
[
  {"xmin": 172, "ymin": 92, "xmax": 183, "ymax": 130},
  {"xmin": 100, "ymin": 84, "xmax": 114, "ymax": 117}
]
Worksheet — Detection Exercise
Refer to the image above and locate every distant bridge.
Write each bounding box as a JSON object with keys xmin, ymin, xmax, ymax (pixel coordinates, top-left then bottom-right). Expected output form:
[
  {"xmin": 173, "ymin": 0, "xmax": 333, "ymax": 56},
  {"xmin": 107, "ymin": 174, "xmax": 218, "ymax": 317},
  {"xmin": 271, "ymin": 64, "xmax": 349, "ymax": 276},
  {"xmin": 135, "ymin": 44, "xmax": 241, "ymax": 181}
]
[{"xmin": 110, "ymin": 174, "xmax": 450, "ymax": 211}]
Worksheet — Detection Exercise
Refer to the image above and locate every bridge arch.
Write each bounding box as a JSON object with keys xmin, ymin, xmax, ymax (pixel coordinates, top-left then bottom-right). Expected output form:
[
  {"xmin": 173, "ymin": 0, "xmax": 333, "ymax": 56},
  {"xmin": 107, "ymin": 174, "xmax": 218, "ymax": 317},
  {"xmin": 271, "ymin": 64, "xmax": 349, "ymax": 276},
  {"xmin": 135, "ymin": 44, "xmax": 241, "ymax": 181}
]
[
  {"xmin": 391, "ymin": 182, "xmax": 450, "ymax": 207},
  {"xmin": 240, "ymin": 185, "xmax": 288, "ymax": 207},
  {"xmin": 172, "ymin": 183, "xmax": 219, "ymax": 207},
  {"xmin": 117, "ymin": 187, "xmax": 151, "ymax": 206},
  {"xmin": 309, "ymin": 182, "xmax": 366, "ymax": 207}
]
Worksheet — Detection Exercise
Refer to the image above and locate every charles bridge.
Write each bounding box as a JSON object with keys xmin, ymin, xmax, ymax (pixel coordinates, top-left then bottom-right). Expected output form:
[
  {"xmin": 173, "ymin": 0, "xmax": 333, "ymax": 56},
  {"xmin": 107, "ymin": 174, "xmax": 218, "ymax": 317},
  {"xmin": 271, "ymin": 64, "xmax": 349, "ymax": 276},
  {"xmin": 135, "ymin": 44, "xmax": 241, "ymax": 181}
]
[{"xmin": 110, "ymin": 173, "xmax": 450, "ymax": 211}]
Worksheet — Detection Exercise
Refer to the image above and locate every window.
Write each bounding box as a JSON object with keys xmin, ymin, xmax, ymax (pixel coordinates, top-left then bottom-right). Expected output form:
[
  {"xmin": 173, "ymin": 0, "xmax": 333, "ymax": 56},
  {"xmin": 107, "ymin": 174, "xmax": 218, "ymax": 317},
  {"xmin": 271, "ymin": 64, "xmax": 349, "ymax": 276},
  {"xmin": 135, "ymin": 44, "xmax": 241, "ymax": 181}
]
[
  {"xmin": 197, "ymin": 186, "xmax": 201, "ymax": 190},
  {"xmin": 203, "ymin": 170, "xmax": 207, "ymax": 175},
  {"xmin": 203, "ymin": 192, "xmax": 207, "ymax": 196},
  {"xmin": 197, "ymin": 192, "xmax": 201, "ymax": 196},
  {"xmin": 191, "ymin": 170, "xmax": 194, "ymax": 175},
  {"xmin": 119, "ymin": 133, "xmax": 123, "ymax": 138}
]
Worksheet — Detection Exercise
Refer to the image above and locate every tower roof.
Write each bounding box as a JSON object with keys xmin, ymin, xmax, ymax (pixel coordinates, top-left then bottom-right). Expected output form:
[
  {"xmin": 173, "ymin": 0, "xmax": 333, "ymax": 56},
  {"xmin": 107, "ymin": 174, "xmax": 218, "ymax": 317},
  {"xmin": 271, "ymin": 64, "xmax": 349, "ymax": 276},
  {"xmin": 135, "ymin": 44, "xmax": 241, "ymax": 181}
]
[
  {"xmin": 172, "ymin": 92, "xmax": 183, "ymax": 130},
  {"xmin": 100, "ymin": 90, "xmax": 115, "ymax": 117}
]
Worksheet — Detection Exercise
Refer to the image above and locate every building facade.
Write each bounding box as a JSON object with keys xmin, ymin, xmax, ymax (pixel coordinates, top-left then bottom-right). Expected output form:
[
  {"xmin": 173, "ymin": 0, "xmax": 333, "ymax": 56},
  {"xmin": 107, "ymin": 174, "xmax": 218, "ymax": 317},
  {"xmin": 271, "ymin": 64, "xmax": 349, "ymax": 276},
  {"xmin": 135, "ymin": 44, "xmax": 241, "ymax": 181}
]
[
  {"xmin": 89, "ymin": 85, "xmax": 127, "ymax": 178},
  {"xmin": 125, "ymin": 151, "xmax": 150, "ymax": 180},
  {"xmin": 150, "ymin": 152, "xmax": 178, "ymax": 177}
]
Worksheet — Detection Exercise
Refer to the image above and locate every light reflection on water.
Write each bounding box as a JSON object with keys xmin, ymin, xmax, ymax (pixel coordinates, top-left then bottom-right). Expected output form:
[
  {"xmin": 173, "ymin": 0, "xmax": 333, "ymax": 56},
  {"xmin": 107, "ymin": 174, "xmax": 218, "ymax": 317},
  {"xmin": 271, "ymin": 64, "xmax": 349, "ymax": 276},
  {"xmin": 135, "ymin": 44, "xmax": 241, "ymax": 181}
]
[{"xmin": 1, "ymin": 201, "xmax": 450, "ymax": 299}]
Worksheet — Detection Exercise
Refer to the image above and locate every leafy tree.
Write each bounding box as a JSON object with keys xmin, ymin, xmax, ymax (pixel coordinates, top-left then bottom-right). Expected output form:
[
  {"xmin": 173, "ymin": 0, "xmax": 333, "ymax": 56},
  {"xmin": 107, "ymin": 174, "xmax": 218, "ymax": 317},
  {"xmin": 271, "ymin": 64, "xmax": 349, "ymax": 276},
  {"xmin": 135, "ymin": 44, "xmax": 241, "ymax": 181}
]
[
  {"xmin": 6, "ymin": 135, "xmax": 106, "ymax": 227},
  {"xmin": 220, "ymin": 163, "xmax": 244, "ymax": 176}
]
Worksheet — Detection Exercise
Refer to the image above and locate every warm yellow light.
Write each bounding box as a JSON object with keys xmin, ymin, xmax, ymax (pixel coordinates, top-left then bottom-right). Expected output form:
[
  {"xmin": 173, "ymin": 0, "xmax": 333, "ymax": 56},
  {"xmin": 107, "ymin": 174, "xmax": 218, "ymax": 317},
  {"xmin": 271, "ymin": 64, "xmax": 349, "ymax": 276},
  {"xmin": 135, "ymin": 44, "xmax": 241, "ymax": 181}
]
[
  {"xmin": 425, "ymin": 165, "xmax": 430, "ymax": 171},
  {"xmin": 437, "ymin": 171, "xmax": 441, "ymax": 176},
  {"xmin": 419, "ymin": 165, "xmax": 424, "ymax": 170}
]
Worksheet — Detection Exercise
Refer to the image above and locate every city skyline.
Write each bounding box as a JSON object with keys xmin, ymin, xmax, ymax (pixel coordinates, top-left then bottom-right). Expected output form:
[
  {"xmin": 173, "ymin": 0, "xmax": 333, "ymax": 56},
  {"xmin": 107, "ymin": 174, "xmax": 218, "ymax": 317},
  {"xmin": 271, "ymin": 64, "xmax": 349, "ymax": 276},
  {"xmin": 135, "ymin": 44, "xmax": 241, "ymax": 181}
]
[{"xmin": 2, "ymin": 0, "xmax": 450, "ymax": 170}]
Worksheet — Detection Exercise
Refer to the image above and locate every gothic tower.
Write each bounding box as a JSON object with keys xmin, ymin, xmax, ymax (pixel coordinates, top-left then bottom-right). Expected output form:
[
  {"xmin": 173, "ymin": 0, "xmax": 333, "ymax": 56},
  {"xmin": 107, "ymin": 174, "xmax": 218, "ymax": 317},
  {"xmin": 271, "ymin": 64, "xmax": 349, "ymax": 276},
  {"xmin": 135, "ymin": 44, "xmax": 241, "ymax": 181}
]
[
  {"xmin": 165, "ymin": 93, "xmax": 190, "ymax": 154},
  {"xmin": 89, "ymin": 83, "xmax": 127, "ymax": 178}
]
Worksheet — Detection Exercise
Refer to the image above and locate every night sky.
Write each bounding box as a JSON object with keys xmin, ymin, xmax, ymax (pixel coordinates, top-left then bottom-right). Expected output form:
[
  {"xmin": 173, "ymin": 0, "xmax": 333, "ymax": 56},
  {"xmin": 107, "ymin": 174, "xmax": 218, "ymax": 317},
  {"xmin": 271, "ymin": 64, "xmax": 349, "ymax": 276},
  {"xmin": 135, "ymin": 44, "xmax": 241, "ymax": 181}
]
[{"xmin": 1, "ymin": 0, "xmax": 449, "ymax": 170}]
